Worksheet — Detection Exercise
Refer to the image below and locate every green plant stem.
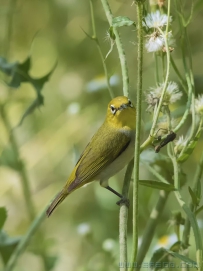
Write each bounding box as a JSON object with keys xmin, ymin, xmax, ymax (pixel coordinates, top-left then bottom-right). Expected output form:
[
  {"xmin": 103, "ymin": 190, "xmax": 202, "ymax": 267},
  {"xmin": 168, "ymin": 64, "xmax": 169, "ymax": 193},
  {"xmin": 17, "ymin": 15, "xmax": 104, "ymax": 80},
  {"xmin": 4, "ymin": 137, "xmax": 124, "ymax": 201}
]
[
  {"xmin": 119, "ymin": 160, "xmax": 134, "ymax": 271},
  {"xmin": 4, "ymin": 0, "xmax": 17, "ymax": 59},
  {"xmin": 4, "ymin": 208, "xmax": 47, "ymax": 271},
  {"xmin": 130, "ymin": 2, "xmax": 144, "ymax": 269},
  {"xmin": 136, "ymin": 190, "xmax": 169, "ymax": 270},
  {"xmin": 0, "ymin": 104, "xmax": 35, "ymax": 221},
  {"xmin": 100, "ymin": 0, "xmax": 129, "ymax": 97},
  {"xmin": 154, "ymin": 53, "xmax": 160, "ymax": 84},
  {"xmin": 141, "ymin": 0, "xmax": 171, "ymax": 153},
  {"xmin": 169, "ymin": 150, "xmax": 203, "ymax": 271},
  {"xmin": 182, "ymin": 151, "xmax": 203, "ymax": 248},
  {"xmin": 89, "ymin": 0, "xmax": 114, "ymax": 99}
]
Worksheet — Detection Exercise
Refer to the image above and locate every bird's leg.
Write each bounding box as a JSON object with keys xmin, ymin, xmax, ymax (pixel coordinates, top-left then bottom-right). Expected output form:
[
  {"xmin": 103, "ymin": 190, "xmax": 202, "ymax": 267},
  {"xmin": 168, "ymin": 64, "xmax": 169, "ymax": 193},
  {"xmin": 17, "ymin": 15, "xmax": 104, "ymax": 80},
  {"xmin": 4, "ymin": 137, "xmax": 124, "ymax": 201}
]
[
  {"xmin": 105, "ymin": 186, "xmax": 130, "ymax": 208},
  {"xmin": 105, "ymin": 185, "xmax": 122, "ymax": 198}
]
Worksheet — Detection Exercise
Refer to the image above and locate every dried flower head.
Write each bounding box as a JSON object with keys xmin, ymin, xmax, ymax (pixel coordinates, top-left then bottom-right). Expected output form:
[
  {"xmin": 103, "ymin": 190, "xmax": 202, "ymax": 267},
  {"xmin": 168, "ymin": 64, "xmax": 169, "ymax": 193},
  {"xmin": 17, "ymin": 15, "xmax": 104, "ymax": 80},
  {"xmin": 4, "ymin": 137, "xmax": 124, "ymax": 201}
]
[
  {"xmin": 156, "ymin": 118, "xmax": 178, "ymax": 135},
  {"xmin": 146, "ymin": 82, "xmax": 182, "ymax": 112},
  {"xmin": 195, "ymin": 94, "xmax": 203, "ymax": 115},
  {"xmin": 145, "ymin": 31, "xmax": 175, "ymax": 53},
  {"xmin": 143, "ymin": 10, "xmax": 172, "ymax": 29}
]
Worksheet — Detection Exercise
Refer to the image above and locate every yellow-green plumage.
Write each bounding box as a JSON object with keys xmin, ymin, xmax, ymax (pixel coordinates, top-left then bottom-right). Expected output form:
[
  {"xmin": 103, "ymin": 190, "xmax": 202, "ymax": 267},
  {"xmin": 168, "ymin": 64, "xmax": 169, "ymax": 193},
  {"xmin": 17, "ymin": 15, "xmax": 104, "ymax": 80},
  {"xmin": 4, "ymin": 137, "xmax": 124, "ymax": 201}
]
[{"xmin": 47, "ymin": 96, "xmax": 136, "ymax": 216}]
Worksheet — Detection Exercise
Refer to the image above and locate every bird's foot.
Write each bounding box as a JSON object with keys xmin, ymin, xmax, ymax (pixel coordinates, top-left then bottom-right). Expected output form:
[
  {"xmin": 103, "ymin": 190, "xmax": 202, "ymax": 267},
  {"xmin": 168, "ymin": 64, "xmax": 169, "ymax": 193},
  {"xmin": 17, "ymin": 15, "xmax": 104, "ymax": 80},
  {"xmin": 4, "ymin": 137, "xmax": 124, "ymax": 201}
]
[{"xmin": 116, "ymin": 197, "xmax": 130, "ymax": 208}]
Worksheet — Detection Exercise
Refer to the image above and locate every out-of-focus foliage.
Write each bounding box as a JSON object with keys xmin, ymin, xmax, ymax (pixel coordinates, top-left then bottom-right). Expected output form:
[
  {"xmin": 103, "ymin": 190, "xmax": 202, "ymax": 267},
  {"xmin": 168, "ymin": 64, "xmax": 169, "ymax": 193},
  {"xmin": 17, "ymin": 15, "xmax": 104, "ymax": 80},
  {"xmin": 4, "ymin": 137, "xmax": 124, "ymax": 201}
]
[{"xmin": 0, "ymin": 0, "xmax": 203, "ymax": 271}]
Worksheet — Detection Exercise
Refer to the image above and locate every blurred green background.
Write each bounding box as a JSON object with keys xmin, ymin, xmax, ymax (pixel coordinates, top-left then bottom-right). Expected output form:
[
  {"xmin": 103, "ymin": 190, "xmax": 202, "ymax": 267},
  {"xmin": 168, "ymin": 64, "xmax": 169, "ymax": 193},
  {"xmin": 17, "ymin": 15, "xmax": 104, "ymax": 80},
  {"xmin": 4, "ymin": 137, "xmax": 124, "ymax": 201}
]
[{"xmin": 0, "ymin": 0, "xmax": 203, "ymax": 270}]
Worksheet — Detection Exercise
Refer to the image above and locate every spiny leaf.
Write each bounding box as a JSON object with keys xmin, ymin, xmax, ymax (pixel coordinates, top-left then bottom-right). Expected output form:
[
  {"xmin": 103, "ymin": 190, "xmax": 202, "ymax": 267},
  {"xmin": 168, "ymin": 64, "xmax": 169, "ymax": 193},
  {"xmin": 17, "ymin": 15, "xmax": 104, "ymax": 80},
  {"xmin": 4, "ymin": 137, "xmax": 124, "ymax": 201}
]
[
  {"xmin": 0, "ymin": 208, "xmax": 7, "ymax": 230},
  {"xmin": 0, "ymin": 56, "xmax": 56, "ymax": 126},
  {"xmin": 139, "ymin": 180, "xmax": 175, "ymax": 191},
  {"xmin": 112, "ymin": 16, "xmax": 136, "ymax": 28},
  {"xmin": 0, "ymin": 231, "xmax": 21, "ymax": 265}
]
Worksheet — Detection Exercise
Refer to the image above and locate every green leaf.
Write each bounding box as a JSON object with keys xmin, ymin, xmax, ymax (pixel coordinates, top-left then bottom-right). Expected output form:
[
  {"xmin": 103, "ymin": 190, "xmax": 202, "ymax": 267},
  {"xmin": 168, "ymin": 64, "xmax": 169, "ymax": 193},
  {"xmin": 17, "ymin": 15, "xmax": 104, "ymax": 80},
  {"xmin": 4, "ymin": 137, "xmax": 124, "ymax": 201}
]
[
  {"xmin": 188, "ymin": 186, "xmax": 199, "ymax": 207},
  {"xmin": 167, "ymin": 250, "xmax": 197, "ymax": 268},
  {"xmin": 169, "ymin": 241, "xmax": 182, "ymax": 252},
  {"xmin": 195, "ymin": 205, "xmax": 203, "ymax": 215},
  {"xmin": 0, "ymin": 145, "xmax": 22, "ymax": 171},
  {"xmin": 177, "ymin": 126, "xmax": 203, "ymax": 163},
  {"xmin": 0, "ymin": 56, "xmax": 56, "ymax": 126},
  {"xmin": 108, "ymin": 27, "xmax": 116, "ymax": 40},
  {"xmin": 0, "ymin": 231, "xmax": 21, "ymax": 265},
  {"xmin": 139, "ymin": 180, "xmax": 175, "ymax": 191},
  {"xmin": 0, "ymin": 208, "xmax": 7, "ymax": 230},
  {"xmin": 150, "ymin": 248, "xmax": 197, "ymax": 270},
  {"xmin": 149, "ymin": 247, "xmax": 169, "ymax": 271},
  {"xmin": 112, "ymin": 16, "xmax": 136, "ymax": 28},
  {"xmin": 44, "ymin": 256, "xmax": 58, "ymax": 271}
]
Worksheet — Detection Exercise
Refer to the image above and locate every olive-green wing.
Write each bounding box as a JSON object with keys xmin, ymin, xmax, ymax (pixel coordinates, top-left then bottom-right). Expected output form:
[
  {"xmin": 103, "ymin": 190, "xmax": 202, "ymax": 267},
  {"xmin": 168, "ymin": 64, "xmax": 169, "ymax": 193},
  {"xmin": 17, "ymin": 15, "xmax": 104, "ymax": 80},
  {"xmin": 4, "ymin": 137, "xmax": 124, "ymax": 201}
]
[{"xmin": 68, "ymin": 125, "xmax": 131, "ymax": 191}]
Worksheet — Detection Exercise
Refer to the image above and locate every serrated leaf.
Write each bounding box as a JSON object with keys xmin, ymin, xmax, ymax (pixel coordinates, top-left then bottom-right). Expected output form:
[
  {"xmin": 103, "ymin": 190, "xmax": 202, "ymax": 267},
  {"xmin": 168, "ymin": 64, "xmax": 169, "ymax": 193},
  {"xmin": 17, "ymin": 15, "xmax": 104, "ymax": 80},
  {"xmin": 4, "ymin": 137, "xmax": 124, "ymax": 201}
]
[
  {"xmin": 0, "ymin": 56, "xmax": 56, "ymax": 126},
  {"xmin": 0, "ymin": 231, "xmax": 21, "ymax": 265},
  {"xmin": 188, "ymin": 186, "xmax": 199, "ymax": 207},
  {"xmin": 0, "ymin": 208, "xmax": 7, "ymax": 230},
  {"xmin": 139, "ymin": 180, "xmax": 175, "ymax": 191},
  {"xmin": 150, "ymin": 247, "xmax": 169, "ymax": 271},
  {"xmin": 167, "ymin": 250, "xmax": 197, "ymax": 268},
  {"xmin": 0, "ymin": 145, "xmax": 21, "ymax": 171},
  {"xmin": 112, "ymin": 16, "xmax": 136, "ymax": 28}
]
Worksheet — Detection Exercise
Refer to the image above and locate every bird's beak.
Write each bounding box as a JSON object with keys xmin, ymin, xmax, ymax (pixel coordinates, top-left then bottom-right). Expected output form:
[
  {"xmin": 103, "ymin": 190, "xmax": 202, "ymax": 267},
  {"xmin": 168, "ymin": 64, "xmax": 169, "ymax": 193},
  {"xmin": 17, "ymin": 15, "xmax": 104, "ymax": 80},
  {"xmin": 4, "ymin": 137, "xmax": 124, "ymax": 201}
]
[{"xmin": 118, "ymin": 103, "xmax": 128, "ymax": 111}]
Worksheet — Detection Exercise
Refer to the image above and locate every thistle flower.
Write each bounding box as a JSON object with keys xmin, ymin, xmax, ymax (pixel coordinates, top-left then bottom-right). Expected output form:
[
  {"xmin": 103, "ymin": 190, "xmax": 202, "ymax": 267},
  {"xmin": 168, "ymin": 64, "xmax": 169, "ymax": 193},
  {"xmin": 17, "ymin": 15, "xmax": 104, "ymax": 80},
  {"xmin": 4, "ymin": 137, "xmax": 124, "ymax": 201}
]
[
  {"xmin": 146, "ymin": 82, "xmax": 182, "ymax": 111},
  {"xmin": 195, "ymin": 94, "xmax": 203, "ymax": 115},
  {"xmin": 143, "ymin": 10, "xmax": 171, "ymax": 29},
  {"xmin": 145, "ymin": 31, "xmax": 175, "ymax": 53}
]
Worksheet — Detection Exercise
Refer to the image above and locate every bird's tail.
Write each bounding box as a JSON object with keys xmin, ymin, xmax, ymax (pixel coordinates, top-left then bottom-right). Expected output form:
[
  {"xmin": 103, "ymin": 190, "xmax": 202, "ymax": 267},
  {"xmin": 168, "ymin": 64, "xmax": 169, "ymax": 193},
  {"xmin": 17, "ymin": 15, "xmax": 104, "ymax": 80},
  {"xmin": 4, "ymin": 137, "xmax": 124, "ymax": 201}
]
[{"xmin": 46, "ymin": 190, "xmax": 69, "ymax": 217}]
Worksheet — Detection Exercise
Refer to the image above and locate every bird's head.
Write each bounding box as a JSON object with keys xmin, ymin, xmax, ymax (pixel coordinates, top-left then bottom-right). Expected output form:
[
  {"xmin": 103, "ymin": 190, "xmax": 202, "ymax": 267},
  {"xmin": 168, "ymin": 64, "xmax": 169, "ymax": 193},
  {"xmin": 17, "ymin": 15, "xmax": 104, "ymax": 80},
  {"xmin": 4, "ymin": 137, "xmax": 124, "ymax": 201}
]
[{"xmin": 106, "ymin": 96, "xmax": 136, "ymax": 130}]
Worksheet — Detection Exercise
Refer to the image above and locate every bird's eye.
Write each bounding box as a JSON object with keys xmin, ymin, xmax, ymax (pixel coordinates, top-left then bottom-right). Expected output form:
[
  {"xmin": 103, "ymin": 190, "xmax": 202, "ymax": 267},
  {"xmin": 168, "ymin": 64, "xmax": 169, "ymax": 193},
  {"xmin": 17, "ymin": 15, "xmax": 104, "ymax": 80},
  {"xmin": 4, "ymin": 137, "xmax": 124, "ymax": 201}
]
[{"xmin": 110, "ymin": 105, "xmax": 117, "ymax": 115}]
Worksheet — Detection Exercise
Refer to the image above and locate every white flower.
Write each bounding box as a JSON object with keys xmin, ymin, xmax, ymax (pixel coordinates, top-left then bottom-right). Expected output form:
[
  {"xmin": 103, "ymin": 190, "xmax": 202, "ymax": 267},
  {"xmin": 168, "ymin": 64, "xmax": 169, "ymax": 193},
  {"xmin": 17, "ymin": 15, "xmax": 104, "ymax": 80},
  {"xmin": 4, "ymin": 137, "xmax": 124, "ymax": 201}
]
[
  {"xmin": 77, "ymin": 223, "xmax": 91, "ymax": 236},
  {"xmin": 145, "ymin": 31, "xmax": 175, "ymax": 53},
  {"xmin": 146, "ymin": 81, "xmax": 182, "ymax": 111},
  {"xmin": 102, "ymin": 239, "xmax": 116, "ymax": 252},
  {"xmin": 67, "ymin": 102, "xmax": 80, "ymax": 115},
  {"xmin": 143, "ymin": 10, "xmax": 172, "ymax": 29},
  {"xmin": 145, "ymin": 32, "xmax": 164, "ymax": 52},
  {"xmin": 195, "ymin": 94, "xmax": 203, "ymax": 115},
  {"xmin": 154, "ymin": 233, "xmax": 177, "ymax": 250}
]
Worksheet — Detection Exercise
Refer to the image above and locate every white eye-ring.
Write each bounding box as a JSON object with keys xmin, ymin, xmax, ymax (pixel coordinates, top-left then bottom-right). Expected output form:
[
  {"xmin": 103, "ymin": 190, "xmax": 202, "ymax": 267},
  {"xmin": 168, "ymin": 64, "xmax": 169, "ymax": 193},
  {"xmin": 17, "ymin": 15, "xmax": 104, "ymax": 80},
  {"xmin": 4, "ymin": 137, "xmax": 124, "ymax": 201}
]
[{"xmin": 110, "ymin": 105, "xmax": 117, "ymax": 115}]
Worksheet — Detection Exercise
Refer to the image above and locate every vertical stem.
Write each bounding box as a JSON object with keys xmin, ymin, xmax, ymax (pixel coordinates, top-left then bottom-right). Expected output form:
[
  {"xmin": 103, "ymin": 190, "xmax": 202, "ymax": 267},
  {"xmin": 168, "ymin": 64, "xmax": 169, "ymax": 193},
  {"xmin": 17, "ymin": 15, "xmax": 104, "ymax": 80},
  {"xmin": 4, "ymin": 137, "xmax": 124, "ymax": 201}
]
[
  {"xmin": 0, "ymin": 105, "xmax": 35, "ymax": 221},
  {"xmin": 182, "ymin": 152, "xmax": 203, "ymax": 247},
  {"xmin": 137, "ymin": 191, "xmax": 169, "ymax": 270},
  {"xmin": 119, "ymin": 160, "xmax": 134, "ymax": 271},
  {"xmin": 89, "ymin": 0, "xmax": 114, "ymax": 99},
  {"xmin": 130, "ymin": 1, "xmax": 144, "ymax": 269},
  {"xmin": 170, "ymin": 152, "xmax": 203, "ymax": 271},
  {"xmin": 4, "ymin": 208, "xmax": 47, "ymax": 271},
  {"xmin": 100, "ymin": 0, "xmax": 129, "ymax": 97}
]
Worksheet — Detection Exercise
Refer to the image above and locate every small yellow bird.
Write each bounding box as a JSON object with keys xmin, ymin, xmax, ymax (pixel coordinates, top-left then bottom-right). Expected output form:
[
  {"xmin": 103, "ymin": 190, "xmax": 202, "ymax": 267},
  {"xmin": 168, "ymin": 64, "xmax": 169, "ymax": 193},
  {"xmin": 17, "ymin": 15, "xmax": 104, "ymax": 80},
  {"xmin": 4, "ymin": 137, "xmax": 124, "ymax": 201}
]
[{"xmin": 46, "ymin": 96, "xmax": 136, "ymax": 216}]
